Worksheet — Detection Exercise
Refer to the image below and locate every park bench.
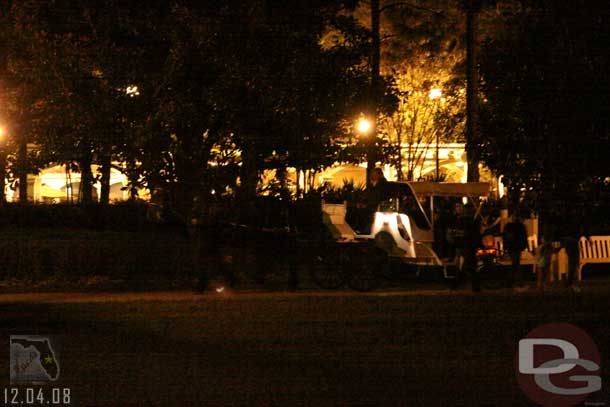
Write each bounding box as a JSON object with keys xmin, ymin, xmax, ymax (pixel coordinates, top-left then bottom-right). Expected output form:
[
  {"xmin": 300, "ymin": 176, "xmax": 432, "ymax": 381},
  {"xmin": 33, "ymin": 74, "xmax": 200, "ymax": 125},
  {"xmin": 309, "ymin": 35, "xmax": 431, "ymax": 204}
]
[
  {"xmin": 578, "ymin": 236, "xmax": 610, "ymax": 281},
  {"xmin": 494, "ymin": 235, "xmax": 610, "ymax": 282}
]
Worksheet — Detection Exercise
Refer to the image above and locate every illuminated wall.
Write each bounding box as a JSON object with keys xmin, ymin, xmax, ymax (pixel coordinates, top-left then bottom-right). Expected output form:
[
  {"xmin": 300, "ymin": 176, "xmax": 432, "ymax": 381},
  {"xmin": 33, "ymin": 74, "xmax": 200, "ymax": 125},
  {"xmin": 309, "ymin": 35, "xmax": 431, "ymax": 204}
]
[
  {"xmin": 316, "ymin": 143, "xmax": 470, "ymax": 188},
  {"xmin": 9, "ymin": 164, "xmax": 130, "ymax": 203}
]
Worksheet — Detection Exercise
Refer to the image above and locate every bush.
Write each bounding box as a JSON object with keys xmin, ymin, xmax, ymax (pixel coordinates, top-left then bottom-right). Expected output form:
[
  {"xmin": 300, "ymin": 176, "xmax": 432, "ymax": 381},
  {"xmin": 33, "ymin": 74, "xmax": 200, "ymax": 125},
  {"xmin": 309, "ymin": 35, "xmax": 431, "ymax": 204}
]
[
  {"xmin": 318, "ymin": 180, "xmax": 366, "ymax": 204},
  {"xmin": 0, "ymin": 202, "xmax": 150, "ymax": 230},
  {"xmin": 0, "ymin": 197, "xmax": 332, "ymax": 284},
  {"xmin": 0, "ymin": 229, "xmax": 192, "ymax": 281}
]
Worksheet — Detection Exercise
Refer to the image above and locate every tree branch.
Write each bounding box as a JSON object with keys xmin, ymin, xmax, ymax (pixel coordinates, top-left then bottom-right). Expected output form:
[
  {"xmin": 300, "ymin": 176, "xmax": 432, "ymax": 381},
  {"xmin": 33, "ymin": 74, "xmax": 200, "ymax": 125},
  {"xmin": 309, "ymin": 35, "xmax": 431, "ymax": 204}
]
[
  {"xmin": 381, "ymin": 34, "xmax": 398, "ymax": 42},
  {"xmin": 380, "ymin": 2, "xmax": 441, "ymax": 14}
]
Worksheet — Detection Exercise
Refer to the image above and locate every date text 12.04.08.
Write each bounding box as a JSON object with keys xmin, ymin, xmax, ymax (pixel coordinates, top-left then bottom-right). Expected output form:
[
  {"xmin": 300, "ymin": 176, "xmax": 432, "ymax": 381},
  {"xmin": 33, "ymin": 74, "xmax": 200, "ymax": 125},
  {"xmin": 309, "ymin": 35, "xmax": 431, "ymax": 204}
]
[{"xmin": 3, "ymin": 388, "xmax": 71, "ymax": 405}]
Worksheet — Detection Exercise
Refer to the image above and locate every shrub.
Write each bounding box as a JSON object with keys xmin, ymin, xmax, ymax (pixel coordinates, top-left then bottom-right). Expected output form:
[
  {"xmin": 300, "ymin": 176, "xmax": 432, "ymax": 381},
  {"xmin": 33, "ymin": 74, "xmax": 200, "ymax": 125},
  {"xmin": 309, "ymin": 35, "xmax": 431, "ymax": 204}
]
[
  {"xmin": 0, "ymin": 202, "xmax": 150, "ymax": 230},
  {"xmin": 0, "ymin": 229, "xmax": 192, "ymax": 281},
  {"xmin": 318, "ymin": 180, "xmax": 366, "ymax": 204}
]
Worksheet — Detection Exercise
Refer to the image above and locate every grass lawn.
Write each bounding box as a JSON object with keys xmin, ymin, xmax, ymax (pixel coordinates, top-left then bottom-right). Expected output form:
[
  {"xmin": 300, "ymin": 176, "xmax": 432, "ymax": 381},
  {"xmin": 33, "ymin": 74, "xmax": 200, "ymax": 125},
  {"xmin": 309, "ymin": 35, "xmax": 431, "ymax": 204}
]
[{"xmin": 1, "ymin": 288, "xmax": 609, "ymax": 406}]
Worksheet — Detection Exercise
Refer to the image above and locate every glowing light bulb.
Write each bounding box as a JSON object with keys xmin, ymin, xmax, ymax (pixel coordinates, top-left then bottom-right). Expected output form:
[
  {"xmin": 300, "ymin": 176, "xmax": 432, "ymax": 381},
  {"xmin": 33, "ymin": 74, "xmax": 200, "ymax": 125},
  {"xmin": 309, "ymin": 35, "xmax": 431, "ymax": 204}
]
[{"xmin": 357, "ymin": 118, "xmax": 372, "ymax": 134}]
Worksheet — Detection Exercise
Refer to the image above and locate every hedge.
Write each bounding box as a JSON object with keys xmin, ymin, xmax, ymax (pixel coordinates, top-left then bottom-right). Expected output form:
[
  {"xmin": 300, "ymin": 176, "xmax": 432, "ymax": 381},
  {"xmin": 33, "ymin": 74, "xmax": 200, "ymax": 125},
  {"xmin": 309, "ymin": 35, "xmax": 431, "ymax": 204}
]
[
  {"xmin": 0, "ymin": 202, "xmax": 150, "ymax": 229},
  {"xmin": 0, "ymin": 234, "xmax": 194, "ymax": 281}
]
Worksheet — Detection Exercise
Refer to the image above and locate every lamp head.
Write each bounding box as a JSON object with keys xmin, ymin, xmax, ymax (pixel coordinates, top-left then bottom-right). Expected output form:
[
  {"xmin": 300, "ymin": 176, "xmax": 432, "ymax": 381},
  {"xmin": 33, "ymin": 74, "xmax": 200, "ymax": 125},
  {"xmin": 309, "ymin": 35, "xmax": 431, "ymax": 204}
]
[
  {"xmin": 356, "ymin": 117, "xmax": 372, "ymax": 134},
  {"xmin": 429, "ymin": 88, "xmax": 442, "ymax": 100}
]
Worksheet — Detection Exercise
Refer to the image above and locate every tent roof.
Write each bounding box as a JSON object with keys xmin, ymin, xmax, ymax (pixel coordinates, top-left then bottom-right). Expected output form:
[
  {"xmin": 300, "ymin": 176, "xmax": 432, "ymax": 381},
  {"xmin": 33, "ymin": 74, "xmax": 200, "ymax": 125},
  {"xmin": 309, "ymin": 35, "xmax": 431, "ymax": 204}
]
[
  {"xmin": 40, "ymin": 184, "xmax": 67, "ymax": 198},
  {"xmin": 405, "ymin": 182, "xmax": 491, "ymax": 198}
]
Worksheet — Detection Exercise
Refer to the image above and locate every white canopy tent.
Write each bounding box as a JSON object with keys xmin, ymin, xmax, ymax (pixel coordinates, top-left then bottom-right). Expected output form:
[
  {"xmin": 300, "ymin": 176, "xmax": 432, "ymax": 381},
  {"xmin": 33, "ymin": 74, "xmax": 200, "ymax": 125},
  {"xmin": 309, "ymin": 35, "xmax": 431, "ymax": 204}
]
[
  {"xmin": 405, "ymin": 181, "xmax": 492, "ymax": 224},
  {"xmin": 406, "ymin": 182, "xmax": 491, "ymax": 199}
]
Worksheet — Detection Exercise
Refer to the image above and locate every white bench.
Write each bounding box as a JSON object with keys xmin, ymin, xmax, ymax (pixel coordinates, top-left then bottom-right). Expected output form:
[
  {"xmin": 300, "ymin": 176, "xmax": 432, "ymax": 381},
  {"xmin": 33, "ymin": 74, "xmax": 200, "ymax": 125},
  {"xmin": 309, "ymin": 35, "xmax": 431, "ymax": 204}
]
[
  {"xmin": 494, "ymin": 236, "xmax": 573, "ymax": 283},
  {"xmin": 578, "ymin": 236, "xmax": 610, "ymax": 281}
]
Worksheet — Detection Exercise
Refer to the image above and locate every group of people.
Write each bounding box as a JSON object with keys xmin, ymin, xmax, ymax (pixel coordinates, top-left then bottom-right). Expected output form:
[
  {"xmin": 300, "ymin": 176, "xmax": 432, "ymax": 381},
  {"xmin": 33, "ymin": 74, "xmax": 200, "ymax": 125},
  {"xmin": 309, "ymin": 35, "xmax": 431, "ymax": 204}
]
[
  {"xmin": 356, "ymin": 168, "xmax": 531, "ymax": 292},
  {"xmin": 357, "ymin": 168, "xmax": 528, "ymax": 291},
  {"xmin": 435, "ymin": 202, "xmax": 529, "ymax": 291}
]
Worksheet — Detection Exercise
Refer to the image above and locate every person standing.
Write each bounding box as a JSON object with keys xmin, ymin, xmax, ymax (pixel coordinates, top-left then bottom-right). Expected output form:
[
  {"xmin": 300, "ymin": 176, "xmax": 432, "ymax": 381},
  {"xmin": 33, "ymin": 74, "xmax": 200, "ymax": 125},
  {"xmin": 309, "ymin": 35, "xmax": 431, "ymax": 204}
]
[
  {"xmin": 446, "ymin": 201, "xmax": 465, "ymax": 262},
  {"xmin": 361, "ymin": 168, "xmax": 389, "ymax": 210},
  {"xmin": 463, "ymin": 204, "xmax": 482, "ymax": 292},
  {"xmin": 352, "ymin": 168, "xmax": 389, "ymax": 234},
  {"xmin": 503, "ymin": 213, "xmax": 528, "ymax": 288},
  {"xmin": 451, "ymin": 203, "xmax": 481, "ymax": 292}
]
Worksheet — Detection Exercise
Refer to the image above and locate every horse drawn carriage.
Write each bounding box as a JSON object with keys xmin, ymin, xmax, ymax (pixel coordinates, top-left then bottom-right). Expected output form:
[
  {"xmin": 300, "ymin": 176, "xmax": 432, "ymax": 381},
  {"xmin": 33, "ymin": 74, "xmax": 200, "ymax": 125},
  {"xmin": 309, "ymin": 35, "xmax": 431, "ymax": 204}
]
[{"xmin": 309, "ymin": 181, "xmax": 493, "ymax": 291}]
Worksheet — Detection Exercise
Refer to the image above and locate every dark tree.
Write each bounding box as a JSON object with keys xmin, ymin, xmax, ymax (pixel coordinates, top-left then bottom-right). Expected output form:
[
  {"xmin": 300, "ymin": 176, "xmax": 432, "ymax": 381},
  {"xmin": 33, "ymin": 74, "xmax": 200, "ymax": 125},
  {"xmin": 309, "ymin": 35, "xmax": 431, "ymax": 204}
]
[{"xmin": 478, "ymin": 0, "xmax": 610, "ymax": 234}]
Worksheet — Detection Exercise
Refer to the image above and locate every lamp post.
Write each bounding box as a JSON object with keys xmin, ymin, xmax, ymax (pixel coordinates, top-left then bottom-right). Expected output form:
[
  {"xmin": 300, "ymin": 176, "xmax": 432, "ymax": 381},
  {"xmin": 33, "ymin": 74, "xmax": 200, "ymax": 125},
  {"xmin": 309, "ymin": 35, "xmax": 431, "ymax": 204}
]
[
  {"xmin": 429, "ymin": 88, "xmax": 442, "ymax": 181},
  {"xmin": 356, "ymin": 115, "xmax": 373, "ymax": 185},
  {"xmin": 368, "ymin": 0, "xmax": 381, "ymax": 187}
]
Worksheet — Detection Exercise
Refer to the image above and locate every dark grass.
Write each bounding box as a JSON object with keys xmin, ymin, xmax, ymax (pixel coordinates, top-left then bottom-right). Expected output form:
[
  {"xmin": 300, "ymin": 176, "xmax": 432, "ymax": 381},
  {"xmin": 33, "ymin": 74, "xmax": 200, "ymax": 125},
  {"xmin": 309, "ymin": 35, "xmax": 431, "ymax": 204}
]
[{"xmin": 1, "ymin": 288, "xmax": 609, "ymax": 406}]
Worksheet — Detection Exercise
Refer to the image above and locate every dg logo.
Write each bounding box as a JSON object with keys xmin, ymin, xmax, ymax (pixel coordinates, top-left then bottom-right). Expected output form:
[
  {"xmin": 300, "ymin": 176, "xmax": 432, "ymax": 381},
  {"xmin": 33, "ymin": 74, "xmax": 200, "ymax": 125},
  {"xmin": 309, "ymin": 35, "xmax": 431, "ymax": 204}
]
[{"xmin": 516, "ymin": 323, "xmax": 602, "ymax": 407}]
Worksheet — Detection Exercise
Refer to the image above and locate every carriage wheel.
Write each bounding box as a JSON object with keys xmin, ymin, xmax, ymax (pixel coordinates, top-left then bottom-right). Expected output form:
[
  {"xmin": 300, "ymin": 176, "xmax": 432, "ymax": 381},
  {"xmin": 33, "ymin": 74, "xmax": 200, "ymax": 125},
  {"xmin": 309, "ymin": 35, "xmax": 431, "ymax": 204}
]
[
  {"xmin": 347, "ymin": 261, "xmax": 381, "ymax": 292},
  {"xmin": 309, "ymin": 249, "xmax": 347, "ymax": 289},
  {"xmin": 346, "ymin": 248, "xmax": 383, "ymax": 292}
]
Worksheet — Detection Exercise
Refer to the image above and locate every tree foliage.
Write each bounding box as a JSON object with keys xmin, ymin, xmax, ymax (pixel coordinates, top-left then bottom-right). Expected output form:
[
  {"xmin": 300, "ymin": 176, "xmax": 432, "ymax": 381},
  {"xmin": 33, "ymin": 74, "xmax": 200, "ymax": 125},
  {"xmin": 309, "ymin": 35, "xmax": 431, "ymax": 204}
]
[
  {"xmin": 478, "ymin": 0, "xmax": 610, "ymax": 232},
  {"xmin": 0, "ymin": 0, "xmax": 376, "ymax": 218}
]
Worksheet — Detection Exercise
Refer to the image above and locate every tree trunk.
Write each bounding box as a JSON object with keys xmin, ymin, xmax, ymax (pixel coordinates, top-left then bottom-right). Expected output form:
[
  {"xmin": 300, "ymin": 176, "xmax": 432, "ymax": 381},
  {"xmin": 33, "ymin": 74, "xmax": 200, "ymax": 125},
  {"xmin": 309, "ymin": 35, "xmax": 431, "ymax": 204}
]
[
  {"xmin": 0, "ymin": 149, "xmax": 6, "ymax": 205},
  {"xmin": 99, "ymin": 155, "xmax": 111, "ymax": 205},
  {"xmin": 79, "ymin": 154, "xmax": 95, "ymax": 205},
  {"xmin": 18, "ymin": 135, "xmax": 28, "ymax": 204},
  {"xmin": 308, "ymin": 170, "xmax": 317, "ymax": 191},
  {"xmin": 65, "ymin": 165, "xmax": 73, "ymax": 203},
  {"xmin": 239, "ymin": 145, "xmax": 259, "ymax": 202},
  {"xmin": 368, "ymin": 0, "xmax": 381, "ymax": 186},
  {"xmin": 295, "ymin": 168, "xmax": 301, "ymax": 199},
  {"xmin": 465, "ymin": 0, "xmax": 480, "ymax": 182},
  {"xmin": 396, "ymin": 134, "xmax": 404, "ymax": 181},
  {"xmin": 126, "ymin": 159, "xmax": 139, "ymax": 201},
  {"xmin": 276, "ymin": 166, "xmax": 291, "ymax": 200}
]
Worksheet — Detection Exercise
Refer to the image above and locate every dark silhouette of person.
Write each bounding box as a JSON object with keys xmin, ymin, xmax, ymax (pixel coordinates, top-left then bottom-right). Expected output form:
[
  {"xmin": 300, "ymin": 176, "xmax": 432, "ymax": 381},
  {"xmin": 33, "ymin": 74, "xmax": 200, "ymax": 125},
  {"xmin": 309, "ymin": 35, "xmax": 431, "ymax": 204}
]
[
  {"xmin": 450, "ymin": 203, "xmax": 481, "ymax": 291},
  {"xmin": 503, "ymin": 213, "xmax": 528, "ymax": 288},
  {"xmin": 350, "ymin": 168, "xmax": 389, "ymax": 234},
  {"xmin": 446, "ymin": 201, "xmax": 465, "ymax": 261},
  {"xmin": 362, "ymin": 168, "xmax": 389, "ymax": 210},
  {"xmin": 195, "ymin": 221, "xmax": 236, "ymax": 293},
  {"xmin": 464, "ymin": 204, "xmax": 482, "ymax": 292}
]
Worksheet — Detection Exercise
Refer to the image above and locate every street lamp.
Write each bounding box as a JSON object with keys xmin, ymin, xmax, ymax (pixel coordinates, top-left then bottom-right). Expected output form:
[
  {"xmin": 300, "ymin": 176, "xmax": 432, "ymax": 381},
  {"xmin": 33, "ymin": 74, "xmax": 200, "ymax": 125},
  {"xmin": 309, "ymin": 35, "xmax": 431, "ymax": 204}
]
[
  {"xmin": 355, "ymin": 115, "xmax": 374, "ymax": 186},
  {"xmin": 429, "ymin": 88, "xmax": 442, "ymax": 181},
  {"xmin": 429, "ymin": 88, "xmax": 442, "ymax": 100},
  {"xmin": 356, "ymin": 116, "xmax": 372, "ymax": 135}
]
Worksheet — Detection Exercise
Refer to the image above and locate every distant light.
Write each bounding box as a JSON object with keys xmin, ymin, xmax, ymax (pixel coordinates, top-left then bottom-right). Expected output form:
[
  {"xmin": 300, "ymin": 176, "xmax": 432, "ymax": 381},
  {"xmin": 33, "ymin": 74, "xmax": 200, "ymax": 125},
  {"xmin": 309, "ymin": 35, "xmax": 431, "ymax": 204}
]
[
  {"xmin": 357, "ymin": 118, "xmax": 372, "ymax": 134},
  {"xmin": 0, "ymin": 126, "xmax": 5, "ymax": 140},
  {"xmin": 126, "ymin": 85, "xmax": 140, "ymax": 97},
  {"xmin": 429, "ymin": 88, "xmax": 442, "ymax": 100},
  {"xmin": 215, "ymin": 286, "xmax": 225, "ymax": 293},
  {"xmin": 211, "ymin": 189, "xmax": 216, "ymax": 195}
]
